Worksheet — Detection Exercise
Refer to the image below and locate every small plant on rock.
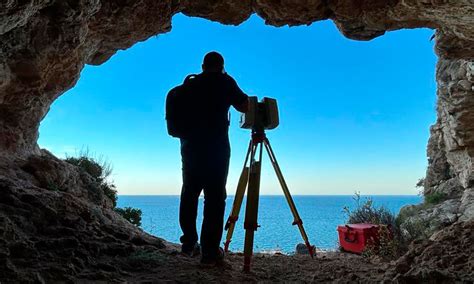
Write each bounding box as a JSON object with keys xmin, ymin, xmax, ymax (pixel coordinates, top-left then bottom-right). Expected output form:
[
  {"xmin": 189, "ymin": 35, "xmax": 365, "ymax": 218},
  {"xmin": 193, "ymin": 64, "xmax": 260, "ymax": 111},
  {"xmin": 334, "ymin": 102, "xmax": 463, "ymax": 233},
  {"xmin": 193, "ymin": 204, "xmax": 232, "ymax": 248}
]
[
  {"xmin": 65, "ymin": 149, "xmax": 117, "ymax": 207},
  {"xmin": 343, "ymin": 192, "xmax": 397, "ymax": 228},
  {"xmin": 64, "ymin": 149, "xmax": 143, "ymax": 227},
  {"xmin": 424, "ymin": 192, "xmax": 447, "ymax": 205},
  {"xmin": 343, "ymin": 192, "xmax": 401, "ymax": 260},
  {"xmin": 416, "ymin": 177, "xmax": 425, "ymax": 189},
  {"xmin": 115, "ymin": 207, "xmax": 142, "ymax": 227},
  {"xmin": 361, "ymin": 225, "xmax": 399, "ymax": 260}
]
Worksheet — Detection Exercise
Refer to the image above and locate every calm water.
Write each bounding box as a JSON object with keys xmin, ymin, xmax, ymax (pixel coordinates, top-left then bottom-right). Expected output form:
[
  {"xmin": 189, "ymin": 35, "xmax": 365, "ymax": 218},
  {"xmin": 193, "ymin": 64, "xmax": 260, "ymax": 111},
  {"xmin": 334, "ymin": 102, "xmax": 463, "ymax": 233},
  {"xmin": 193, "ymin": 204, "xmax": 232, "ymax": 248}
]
[{"xmin": 117, "ymin": 195, "xmax": 421, "ymax": 253}]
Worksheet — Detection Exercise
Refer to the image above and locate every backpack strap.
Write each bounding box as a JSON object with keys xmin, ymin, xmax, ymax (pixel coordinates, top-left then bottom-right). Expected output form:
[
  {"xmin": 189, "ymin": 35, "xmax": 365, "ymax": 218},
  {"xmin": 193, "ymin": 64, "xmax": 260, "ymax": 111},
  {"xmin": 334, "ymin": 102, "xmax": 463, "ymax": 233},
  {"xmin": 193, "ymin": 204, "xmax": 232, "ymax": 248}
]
[{"xmin": 183, "ymin": 74, "xmax": 199, "ymax": 84}]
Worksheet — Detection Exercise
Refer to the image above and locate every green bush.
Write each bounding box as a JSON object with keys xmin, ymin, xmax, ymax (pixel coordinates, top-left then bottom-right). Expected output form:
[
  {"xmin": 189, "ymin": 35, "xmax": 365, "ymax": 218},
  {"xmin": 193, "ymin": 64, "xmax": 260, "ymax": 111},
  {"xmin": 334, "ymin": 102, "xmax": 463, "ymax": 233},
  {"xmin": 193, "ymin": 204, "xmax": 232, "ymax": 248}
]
[
  {"xmin": 100, "ymin": 183, "xmax": 118, "ymax": 208},
  {"xmin": 65, "ymin": 150, "xmax": 117, "ymax": 207},
  {"xmin": 424, "ymin": 192, "xmax": 446, "ymax": 205},
  {"xmin": 65, "ymin": 154, "xmax": 112, "ymax": 182},
  {"xmin": 115, "ymin": 207, "xmax": 142, "ymax": 227},
  {"xmin": 65, "ymin": 150, "xmax": 143, "ymax": 227},
  {"xmin": 361, "ymin": 225, "xmax": 399, "ymax": 260},
  {"xmin": 416, "ymin": 177, "xmax": 425, "ymax": 188},
  {"xmin": 343, "ymin": 192, "xmax": 400, "ymax": 259},
  {"xmin": 343, "ymin": 192, "xmax": 397, "ymax": 229}
]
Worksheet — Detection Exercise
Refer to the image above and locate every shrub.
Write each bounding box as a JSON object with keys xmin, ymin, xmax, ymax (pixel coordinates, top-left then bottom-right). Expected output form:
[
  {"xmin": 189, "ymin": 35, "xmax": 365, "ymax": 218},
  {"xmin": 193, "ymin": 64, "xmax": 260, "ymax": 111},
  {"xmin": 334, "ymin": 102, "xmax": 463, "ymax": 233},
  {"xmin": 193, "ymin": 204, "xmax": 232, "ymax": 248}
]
[
  {"xmin": 424, "ymin": 192, "xmax": 447, "ymax": 205},
  {"xmin": 65, "ymin": 150, "xmax": 112, "ymax": 181},
  {"xmin": 115, "ymin": 207, "xmax": 142, "ymax": 227},
  {"xmin": 100, "ymin": 183, "xmax": 118, "ymax": 208},
  {"xmin": 416, "ymin": 177, "xmax": 425, "ymax": 188},
  {"xmin": 343, "ymin": 192, "xmax": 400, "ymax": 259},
  {"xmin": 65, "ymin": 149, "xmax": 143, "ymax": 227},
  {"xmin": 65, "ymin": 149, "xmax": 117, "ymax": 207},
  {"xmin": 343, "ymin": 192, "xmax": 397, "ymax": 229},
  {"xmin": 361, "ymin": 225, "xmax": 399, "ymax": 260}
]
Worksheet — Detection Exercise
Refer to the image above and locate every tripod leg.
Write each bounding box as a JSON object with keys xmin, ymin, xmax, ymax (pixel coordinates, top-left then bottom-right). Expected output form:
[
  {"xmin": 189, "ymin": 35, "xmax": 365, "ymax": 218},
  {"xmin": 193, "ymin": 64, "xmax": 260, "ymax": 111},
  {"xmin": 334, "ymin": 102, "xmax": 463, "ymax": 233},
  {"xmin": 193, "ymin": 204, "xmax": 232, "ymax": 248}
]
[
  {"xmin": 243, "ymin": 142, "xmax": 263, "ymax": 272},
  {"xmin": 263, "ymin": 139, "xmax": 315, "ymax": 257},
  {"xmin": 224, "ymin": 140, "xmax": 253, "ymax": 252}
]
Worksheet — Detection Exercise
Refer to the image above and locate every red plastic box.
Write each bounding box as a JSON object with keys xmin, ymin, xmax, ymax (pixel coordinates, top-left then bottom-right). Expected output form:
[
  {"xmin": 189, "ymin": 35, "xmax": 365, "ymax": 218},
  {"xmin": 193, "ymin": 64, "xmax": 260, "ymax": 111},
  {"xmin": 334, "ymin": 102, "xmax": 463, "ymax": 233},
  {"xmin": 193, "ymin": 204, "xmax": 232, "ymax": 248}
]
[{"xmin": 337, "ymin": 224, "xmax": 380, "ymax": 254}]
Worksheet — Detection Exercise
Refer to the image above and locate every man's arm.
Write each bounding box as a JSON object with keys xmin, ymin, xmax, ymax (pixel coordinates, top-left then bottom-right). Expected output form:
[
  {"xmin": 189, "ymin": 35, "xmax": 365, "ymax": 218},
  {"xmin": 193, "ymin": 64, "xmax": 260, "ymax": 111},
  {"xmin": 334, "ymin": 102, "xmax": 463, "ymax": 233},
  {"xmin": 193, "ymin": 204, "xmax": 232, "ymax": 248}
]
[
  {"xmin": 234, "ymin": 97, "xmax": 249, "ymax": 113},
  {"xmin": 228, "ymin": 76, "xmax": 249, "ymax": 113}
]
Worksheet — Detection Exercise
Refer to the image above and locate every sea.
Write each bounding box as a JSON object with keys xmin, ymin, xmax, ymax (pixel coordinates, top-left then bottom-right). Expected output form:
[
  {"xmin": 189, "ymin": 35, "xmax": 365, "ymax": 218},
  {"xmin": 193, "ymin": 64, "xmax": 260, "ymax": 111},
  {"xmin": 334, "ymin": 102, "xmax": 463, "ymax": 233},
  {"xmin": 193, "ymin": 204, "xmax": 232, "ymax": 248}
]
[{"xmin": 117, "ymin": 195, "xmax": 421, "ymax": 253}]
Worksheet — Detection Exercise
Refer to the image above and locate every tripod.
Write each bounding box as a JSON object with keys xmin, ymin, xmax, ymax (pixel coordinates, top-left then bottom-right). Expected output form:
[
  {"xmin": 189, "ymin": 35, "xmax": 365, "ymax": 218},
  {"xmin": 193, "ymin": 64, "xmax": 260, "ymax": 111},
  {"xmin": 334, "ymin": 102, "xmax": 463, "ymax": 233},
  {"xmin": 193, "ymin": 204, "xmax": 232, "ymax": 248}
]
[{"xmin": 224, "ymin": 130, "xmax": 315, "ymax": 272}]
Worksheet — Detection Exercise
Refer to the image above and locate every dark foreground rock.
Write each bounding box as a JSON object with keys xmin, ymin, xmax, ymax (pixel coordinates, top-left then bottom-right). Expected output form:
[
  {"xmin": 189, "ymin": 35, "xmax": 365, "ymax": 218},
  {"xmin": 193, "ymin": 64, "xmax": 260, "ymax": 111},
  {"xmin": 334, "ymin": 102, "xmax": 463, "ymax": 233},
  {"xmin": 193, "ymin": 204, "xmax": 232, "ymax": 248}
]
[
  {"xmin": 387, "ymin": 220, "xmax": 474, "ymax": 283},
  {"xmin": 0, "ymin": 153, "xmax": 164, "ymax": 282}
]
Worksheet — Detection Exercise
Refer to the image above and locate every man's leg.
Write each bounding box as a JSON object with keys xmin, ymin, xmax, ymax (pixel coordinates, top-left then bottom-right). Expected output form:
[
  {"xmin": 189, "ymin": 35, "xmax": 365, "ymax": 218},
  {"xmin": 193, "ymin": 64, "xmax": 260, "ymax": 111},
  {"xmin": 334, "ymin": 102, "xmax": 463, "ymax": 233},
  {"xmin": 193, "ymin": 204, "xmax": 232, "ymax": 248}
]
[
  {"xmin": 179, "ymin": 177, "xmax": 201, "ymax": 251},
  {"xmin": 179, "ymin": 140, "xmax": 202, "ymax": 252},
  {"xmin": 200, "ymin": 139, "xmax": 230, "ymax": 261},
  {"xmin": 200, "ymin": 181, "xmax": 227, "ymax": 260}
]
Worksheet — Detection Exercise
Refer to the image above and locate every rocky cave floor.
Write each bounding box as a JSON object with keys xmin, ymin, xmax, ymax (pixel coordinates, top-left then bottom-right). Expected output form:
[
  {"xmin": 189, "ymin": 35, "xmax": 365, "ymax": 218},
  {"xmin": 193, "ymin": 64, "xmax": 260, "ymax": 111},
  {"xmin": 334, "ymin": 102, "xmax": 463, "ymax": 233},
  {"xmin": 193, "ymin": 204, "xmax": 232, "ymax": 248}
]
[
  {"xmin": 0, "ymin": 154, "xmax": 473, "ymax": 283},
  {"xmin": 122, "ymin": 247, "xmax": 390, "ymax": 283},
  {"xmin": 2, "ymin": 191, "xmax": 473, "ymax": 284},
  {"xmin": 62, "ymin": 220, "xmax": 474, "ymax": 283}
]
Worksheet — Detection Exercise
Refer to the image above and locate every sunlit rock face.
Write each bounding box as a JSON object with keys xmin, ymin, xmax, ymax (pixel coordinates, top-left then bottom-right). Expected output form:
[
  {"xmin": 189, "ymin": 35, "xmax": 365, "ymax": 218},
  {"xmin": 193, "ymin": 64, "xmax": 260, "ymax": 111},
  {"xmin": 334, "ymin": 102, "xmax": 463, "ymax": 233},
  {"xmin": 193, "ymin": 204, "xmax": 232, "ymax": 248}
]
[
  {"xmin": 422, "ymin": 58, "xmax": 474, "ymax": 224},
  {"xmin": 0, "ymin": 1, "xmax": 473, "ymax": 218}
]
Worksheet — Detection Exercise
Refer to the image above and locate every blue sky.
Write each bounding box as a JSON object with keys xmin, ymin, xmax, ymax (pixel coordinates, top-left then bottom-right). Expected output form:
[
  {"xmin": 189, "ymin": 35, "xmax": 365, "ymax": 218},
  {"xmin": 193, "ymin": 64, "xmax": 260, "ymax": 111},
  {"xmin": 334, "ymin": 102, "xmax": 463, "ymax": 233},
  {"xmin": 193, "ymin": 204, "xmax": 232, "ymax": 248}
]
[{"xmin": 38, "ymin": 14, "xmax": 437, "ymax": 195}]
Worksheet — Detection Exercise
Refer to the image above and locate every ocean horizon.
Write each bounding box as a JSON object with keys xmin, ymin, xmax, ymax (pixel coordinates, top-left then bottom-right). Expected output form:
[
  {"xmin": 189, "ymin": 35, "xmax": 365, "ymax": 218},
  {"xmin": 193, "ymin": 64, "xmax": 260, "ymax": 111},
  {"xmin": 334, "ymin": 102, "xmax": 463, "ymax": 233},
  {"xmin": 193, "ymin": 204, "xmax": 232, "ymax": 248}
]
[{"xmin": 117, "ymin": 194, "xmax": 422, "ymax": 253}]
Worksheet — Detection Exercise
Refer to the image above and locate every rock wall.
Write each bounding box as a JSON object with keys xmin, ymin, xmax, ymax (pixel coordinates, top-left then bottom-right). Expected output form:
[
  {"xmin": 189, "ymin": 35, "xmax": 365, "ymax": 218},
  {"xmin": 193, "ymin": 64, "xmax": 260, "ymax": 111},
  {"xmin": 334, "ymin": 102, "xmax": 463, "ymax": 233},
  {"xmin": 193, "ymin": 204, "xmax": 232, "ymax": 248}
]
[
  {"xmin": 408, "ymin": 57, "xmax": 474, "ymax": 230},
  {"xmin": 0, "ymin": 1, "xmax": 473, "ymax": 216}
]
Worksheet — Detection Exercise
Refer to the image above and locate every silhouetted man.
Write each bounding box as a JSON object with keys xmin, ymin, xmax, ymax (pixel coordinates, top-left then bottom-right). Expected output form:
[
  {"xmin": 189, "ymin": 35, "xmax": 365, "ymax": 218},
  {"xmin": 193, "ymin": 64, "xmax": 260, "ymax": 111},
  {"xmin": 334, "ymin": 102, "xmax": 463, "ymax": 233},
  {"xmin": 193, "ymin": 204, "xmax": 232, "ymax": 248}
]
[{"xmin": 179, "ymin": 52, "xmax": 248, "ymax": 265}]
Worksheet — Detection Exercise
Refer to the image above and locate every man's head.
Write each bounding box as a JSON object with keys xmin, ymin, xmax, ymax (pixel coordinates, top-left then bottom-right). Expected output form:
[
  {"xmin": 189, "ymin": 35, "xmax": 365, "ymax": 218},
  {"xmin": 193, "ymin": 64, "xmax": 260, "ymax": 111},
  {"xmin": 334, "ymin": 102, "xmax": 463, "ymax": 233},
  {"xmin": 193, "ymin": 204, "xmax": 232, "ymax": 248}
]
[{"xmin": 202, "ymin": 51, "xmax": 224, "ymax": 73}]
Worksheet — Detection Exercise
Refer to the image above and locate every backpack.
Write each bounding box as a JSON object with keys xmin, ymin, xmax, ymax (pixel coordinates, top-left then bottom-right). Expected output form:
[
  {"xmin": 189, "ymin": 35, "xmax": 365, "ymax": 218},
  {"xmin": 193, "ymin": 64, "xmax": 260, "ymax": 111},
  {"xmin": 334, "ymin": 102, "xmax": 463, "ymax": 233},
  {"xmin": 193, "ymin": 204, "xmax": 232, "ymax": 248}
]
[{"xmin": 165, "ymin": 74, "xmax": 197, "ymax": 138}]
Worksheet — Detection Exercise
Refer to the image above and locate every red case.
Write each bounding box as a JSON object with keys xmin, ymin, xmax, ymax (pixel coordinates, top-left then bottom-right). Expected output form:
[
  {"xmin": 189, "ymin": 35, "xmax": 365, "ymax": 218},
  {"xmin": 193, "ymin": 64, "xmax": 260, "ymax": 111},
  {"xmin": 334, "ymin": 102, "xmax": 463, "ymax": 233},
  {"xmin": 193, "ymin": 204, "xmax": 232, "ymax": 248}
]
[{"xmin": 337, "ymin": 223, "xmax": 380, "ymax": 254}]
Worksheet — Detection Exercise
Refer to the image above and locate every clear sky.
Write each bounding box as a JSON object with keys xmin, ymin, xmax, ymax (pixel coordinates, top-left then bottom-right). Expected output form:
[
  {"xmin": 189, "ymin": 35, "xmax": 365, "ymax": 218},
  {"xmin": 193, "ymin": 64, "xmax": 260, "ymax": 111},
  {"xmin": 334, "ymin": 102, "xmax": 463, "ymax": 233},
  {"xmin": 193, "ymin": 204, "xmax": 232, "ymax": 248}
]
[{"xmin": 38, "ymin": 13, "xmax": 437, "ymax": 195}]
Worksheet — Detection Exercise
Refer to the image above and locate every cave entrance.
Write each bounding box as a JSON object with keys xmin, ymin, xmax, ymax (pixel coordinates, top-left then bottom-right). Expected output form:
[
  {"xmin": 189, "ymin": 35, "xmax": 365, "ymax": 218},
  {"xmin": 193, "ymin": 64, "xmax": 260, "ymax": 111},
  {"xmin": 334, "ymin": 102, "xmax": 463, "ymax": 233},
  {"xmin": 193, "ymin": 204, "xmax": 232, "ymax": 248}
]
[{"xmin": 38, "ymin": 14, "xmax": 436, "ymax": 251}]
